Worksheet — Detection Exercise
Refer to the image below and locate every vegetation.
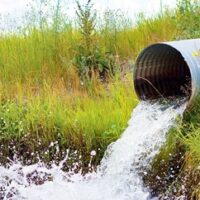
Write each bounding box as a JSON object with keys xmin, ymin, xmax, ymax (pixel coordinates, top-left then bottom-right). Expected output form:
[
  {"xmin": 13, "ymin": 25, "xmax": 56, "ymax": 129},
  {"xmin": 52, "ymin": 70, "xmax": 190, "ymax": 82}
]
[
  {"xmin": 0, "ymin": 0, "xmax": 177, "ymax": 163},
  {"xmin": 1, "ymin": 0, "xmax": 200, "ymax": 198}
]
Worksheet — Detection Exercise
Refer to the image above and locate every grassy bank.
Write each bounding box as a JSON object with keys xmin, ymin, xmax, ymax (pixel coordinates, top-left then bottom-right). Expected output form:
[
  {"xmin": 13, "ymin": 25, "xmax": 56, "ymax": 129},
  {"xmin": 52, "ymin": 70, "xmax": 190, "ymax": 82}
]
[
  {"xmin": 0, "ymin": 0, "xmax": 178, "ymax": 164},
  {"xmin": 0, "ymin": 75, "xmax": 137, "ymax": 168}
]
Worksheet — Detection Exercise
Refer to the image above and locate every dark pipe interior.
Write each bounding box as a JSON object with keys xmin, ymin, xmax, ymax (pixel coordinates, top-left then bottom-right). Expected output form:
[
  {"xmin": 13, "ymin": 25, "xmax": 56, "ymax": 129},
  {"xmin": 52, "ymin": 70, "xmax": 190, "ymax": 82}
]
[{"xmin": 134, "ymin": 44, "xmax": 192, "ymax": 100}]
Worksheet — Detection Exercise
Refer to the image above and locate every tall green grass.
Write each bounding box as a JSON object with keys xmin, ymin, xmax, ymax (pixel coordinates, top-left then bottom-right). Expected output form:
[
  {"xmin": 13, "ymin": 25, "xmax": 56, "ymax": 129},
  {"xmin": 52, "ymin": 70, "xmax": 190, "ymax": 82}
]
[
  {"xmin": 0, "ymin": 0, "xmax": 183, "ymax": 165},
  {"xmin": 0, "ymin": 1, "xmax": 177, "ymax": 83},
  {"xmin": 0, "ymin": 75, "xmax": 137, "ymax": 162}
]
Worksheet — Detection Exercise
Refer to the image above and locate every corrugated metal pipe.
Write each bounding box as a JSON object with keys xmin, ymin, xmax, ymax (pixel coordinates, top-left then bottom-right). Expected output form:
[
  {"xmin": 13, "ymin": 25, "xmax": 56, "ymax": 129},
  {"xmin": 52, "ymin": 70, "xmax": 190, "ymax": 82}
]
[{"xmin": 134, "ymin": 39, "xmax": 200, "ymax": 106}]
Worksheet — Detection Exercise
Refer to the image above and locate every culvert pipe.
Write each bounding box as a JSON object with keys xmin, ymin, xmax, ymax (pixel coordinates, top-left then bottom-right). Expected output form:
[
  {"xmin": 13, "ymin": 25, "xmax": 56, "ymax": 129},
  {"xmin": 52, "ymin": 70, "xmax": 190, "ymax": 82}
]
[{"xmin": 134, "ymin": 39, "xmax": 200, "ymax": 107}]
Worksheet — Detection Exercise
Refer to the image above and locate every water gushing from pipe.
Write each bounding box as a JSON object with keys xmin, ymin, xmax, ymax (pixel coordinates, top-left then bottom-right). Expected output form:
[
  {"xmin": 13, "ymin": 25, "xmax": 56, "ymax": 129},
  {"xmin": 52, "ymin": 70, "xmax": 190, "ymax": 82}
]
[{"xmin": 0, "ymin": 99, "xmax": 187, "ymax": 200}]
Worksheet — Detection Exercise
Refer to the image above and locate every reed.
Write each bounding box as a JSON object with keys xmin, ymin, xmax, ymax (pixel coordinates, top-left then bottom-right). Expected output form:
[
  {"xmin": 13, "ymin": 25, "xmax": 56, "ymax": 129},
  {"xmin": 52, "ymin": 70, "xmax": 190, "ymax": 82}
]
[{"xmin": 0, "ymin": 0, "xmax": 184, "ymax": 163}]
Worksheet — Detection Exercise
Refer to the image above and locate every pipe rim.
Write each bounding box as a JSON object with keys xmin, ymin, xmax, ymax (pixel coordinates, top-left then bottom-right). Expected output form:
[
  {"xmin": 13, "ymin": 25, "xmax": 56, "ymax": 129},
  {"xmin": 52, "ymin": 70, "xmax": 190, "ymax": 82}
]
[{"xmin": 134, "ymin": 43, "xmax": 193, "ymax": 106}]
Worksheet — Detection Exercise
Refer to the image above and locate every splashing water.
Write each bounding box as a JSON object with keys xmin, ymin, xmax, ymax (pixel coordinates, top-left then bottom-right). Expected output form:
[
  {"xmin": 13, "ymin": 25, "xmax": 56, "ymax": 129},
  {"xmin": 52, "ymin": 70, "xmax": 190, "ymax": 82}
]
[{"xmin": 0, "ymin": 100, "xmax": 187, "ymax": 200}]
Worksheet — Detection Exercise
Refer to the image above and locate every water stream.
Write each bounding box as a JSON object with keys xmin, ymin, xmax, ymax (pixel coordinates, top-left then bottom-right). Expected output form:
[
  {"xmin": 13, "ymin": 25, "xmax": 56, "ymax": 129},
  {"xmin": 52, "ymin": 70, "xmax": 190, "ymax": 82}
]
[{"xmin": 0, "ymin": 99, "xmax": 187, "ymax": 200}]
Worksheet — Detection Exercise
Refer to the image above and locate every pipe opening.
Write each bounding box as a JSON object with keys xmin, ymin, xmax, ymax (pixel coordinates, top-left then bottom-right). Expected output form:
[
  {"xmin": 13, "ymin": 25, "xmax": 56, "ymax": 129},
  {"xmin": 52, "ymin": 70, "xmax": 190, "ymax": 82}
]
[{"xmin": 134, "ymin": 44, "xmax": 192, "ymax": 100}]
